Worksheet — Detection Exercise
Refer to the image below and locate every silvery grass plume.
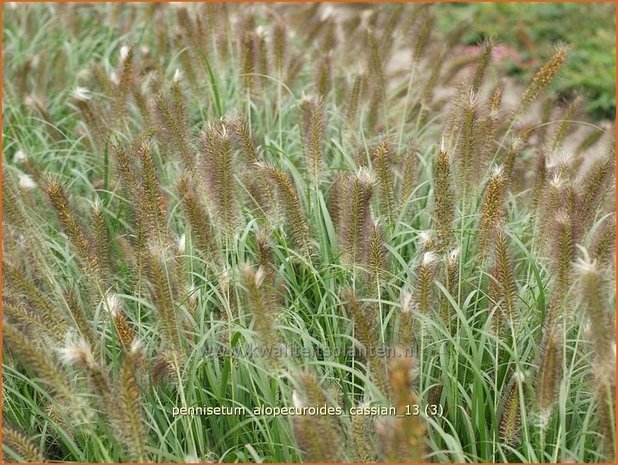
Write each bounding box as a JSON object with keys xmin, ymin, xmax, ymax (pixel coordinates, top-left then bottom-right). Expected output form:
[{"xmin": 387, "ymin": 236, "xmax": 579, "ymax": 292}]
[
  {"xmin": 531, "ymin": 149, "xmax": 548, "ymax": 212},
  {"xmin": 366, "ymin": 28, "xmax": 385, "ymax": 107},
  {"xmin": 136, "ymin": 140, "xmax": 171, "ymax": 247},
  {"xmin": 378, "ymin": 4, "xmax": 403, "ymax": 59},
  {"xmin": 255, "ymin": 229, "xmax": 279, "ymax": 298},
  {"xmin": 501, "ymin": 136, "xmax": 524, "ymax": 187},
  {"xmin": 537, "ymin": 172, "xmax": 576, "ymax": 248},
  {"xmin": 174, "ymin": 30, "xmax": 197, "ymax": 89},
  {"xmin": 328, "ymin": 171, "xmax": 348, "ymax": 234},
  {"xmin": 114, "ymin": 44, "xmax": 134, "ymax": 121},
  {"xmin": 3, "ymin": 171, "xmax": 33, "ymax": 230},
  {"xmin": 241, "ymin": 30, "xmax": 256, "ymax": 95},
  {"xmin": 412, "ymin": 10, "xmax": 434, "ymax": 64},
  {"xmin": 574, "ymin": 126, "xmax": 604, "ymax": 157},
  {"xmin": 256, "ymin": 27, "xmax": 270, "ymax": 88},
  {"xmin": 291, "ymin": 372, "xmax": 344, "ymax": 462},
  {"xmin": 2, "ymin": 3, "xmax": 615, "ymax": 463},
  {"xmin": 72, "ymin": 86, "xmax": 106, "ymax": 150}
]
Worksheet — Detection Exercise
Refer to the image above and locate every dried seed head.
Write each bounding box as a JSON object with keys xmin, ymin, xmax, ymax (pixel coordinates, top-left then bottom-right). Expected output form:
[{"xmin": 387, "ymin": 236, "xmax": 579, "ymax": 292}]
[
  {"xmin": 536, "ymin": 327, "xmax": 563, "ymax": 428},
  {"xmin": 434, "ymin": 149, "xmax": 455, "ymax": 251},
  {"xmin": 3, "ymin": 426, "xmax": 46, "ymax": 462},
  {"xmin": 379, "ymin": 353, "xmax": 426, "ymax": 461},
  {"xmin": 478, "ymin": 165, "xmax": 506, "ymax": 259},
  {"xmin": 300, "ymin": 94, "xmax": 326, "ymax": 182},
  {"xmin": 272, "ymin": 21, "xmax": 287, "ymax": 74},
  {"xmin": 590, "ymin": 215, "xmax": 615, "ymax": 265},
  {"xmin": 341, "ymin": 168, "xmax": 375, "ymax": 264},
  {"xmin": 499, "ymin": 373, "xmax": 522, "ymax": 445},
  {"xmin": 258, "ymin": 164, "xmax": 313, "ymax": 257},
  {"xmin": 414, "ymin": 251, "xmax": 438, "ymax": 315},
  {"xmin": 292, "ymin": 371, "xmax": 344, "ymax": 462},
  {"xmin": 371, "ymin": 139, "xmax": 396, "ymax": 224},
  {"xmin": 471, "ymin": 36, "xmax": 495, "ymax": 93},
  {"xmin": 515, "ymin": 44, "xmax": 568, "ymax": 118},
  {"xmin": 200, "ymin": 120, "xmax": 238, "ymax": 230}
]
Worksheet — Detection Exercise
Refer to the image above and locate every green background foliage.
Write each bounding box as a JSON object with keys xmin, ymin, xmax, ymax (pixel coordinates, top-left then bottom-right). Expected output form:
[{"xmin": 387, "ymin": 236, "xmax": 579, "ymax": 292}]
[{"xmin": 437, "ymin": 2, "xmax": 616, "ymax": 119}]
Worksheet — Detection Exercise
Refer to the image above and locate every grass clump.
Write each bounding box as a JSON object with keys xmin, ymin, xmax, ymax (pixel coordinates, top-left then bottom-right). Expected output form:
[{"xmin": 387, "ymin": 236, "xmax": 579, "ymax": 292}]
[{"xmin": 2, "ymin": 3, "xmax": 615, "ymax": 463}]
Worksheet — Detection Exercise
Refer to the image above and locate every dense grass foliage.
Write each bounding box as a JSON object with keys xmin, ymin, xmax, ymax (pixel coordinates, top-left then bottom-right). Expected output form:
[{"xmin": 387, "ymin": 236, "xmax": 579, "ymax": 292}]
[{"xmin": 2, "ymin": 3, "xmax": 616, "ymax": 463}]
